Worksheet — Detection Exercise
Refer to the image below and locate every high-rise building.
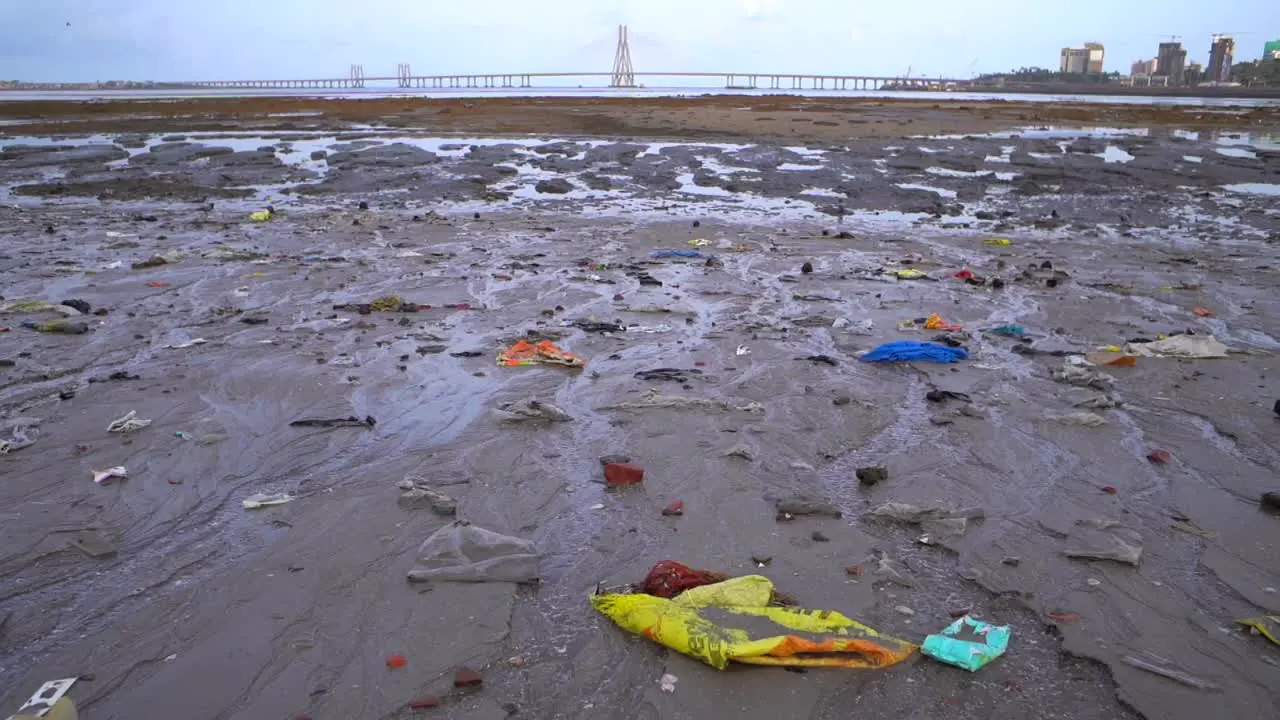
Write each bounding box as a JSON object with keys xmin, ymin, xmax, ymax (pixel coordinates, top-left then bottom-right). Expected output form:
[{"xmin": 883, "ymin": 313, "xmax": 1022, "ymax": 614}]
[
  {"xmin": 1084, "ymin": 42, "xmax": 1106, "ymax": 74},
  {"xmin": 1130, "ymin": 58, "xmax": 1157, "ymax": 76},
  {"xmin": 1264, "ymin": 40, "xmax": 1280, "ymax": 60},
  {"xmin": 1060, "ymin": 47, "xmax": 1088, "ymax": 74},
  {"xmin": 1156, "ymin": 42, "xmax": 1187, "ymax": 83},
  {"xmin": 1207, "ymin": 35, "xmax": 1235, "ymax": 83}
]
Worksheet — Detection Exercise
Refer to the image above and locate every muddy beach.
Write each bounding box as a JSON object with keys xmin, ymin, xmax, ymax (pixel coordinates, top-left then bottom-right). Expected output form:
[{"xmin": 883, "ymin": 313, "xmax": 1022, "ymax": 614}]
[{"xmin": 1, "ymin": 96, "xmax": 1279, "ymax": 720}]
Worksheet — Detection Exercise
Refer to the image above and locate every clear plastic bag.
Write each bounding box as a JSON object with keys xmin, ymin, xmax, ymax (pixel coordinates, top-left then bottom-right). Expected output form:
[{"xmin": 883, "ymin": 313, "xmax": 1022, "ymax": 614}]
[{"xmin": 407, "ymin": 521, "xmax": 539, "ymax": 583}]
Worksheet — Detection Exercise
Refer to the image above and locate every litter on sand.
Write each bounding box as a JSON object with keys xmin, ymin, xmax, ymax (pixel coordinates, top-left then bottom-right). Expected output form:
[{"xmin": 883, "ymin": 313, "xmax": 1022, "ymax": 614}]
[
  {"xmin": 1237, "ymin": 615, "xmax": 1280, "ymax": 645},
  {"xmin": 91, "ymin": 466, "xmax": 128, "ymax": 484},
  {"xmin": 407, "ymin": 521, "xmax": 539, "ymax": 583},
  {"xmin": 982, "ymin": 237, "xmax": 1013, "ymax": 246},
  {"xmin": 987, "ymin": 323, "xmax": 1027, "ymax": 339},
  {"xmin": 924, "ymin": 313, "xmax": 963, "ymax": 331},
  {"xmin": 1046, "ymin": 411, "xmax": 1110, "ymax": 427},
  {"xmin": 498, "ymin": 339, "xmax": 584, "ymax": 368},
  {"xmin": 242, "ymin": 492, "xmax": 295, "ymax": 509},
  {"xmin": 886, "ymin": 268, "xmax": 928, "ymax": 280},
  {"xmin": 493, "ymin": 398, "xmax": 574, "ymax": 423},
  {"xmin": 651, "ymin": 249, "xmax": 706, "ymax": 259},
  {"xmin": 106, "ymin": 410, "xmax": 152, "ymax": 433},
  {"xmin": 1062, "ymin": 518, "xmax": 1143, "ymax": 566},
  {"xmin": 1127, "ymin": 334, "xmax": 1229, "ymax": 358},
  {"xmin": 600, "ymin": 388, "xmax": 764, "ymax": 413},
  {"xmin": 861, "ymin": 341, "xmax": 969, "ymax": 364},
  {"xmin": 9, "ymin": 678, "xmax": 79, "ymax": 719},
  {"xmin": 591, "ymin": 574, "xmax": 917, "ymax": 670},
  {"xmin": 921, "ymin": 616, "xmax": 1011, "ymax": 672}
]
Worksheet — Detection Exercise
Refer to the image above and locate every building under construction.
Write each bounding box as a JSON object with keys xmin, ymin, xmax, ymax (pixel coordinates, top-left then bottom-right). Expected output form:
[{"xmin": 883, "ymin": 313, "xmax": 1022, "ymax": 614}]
[{"xmin": 1207, "ymin": 35, "xmax": 1235, "ymax": 84}]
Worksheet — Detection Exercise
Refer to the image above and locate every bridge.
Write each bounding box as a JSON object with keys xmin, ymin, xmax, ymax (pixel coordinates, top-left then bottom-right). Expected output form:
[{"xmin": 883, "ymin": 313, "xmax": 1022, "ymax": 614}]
[{"xmin": 181, "ymin": 26, "xmax": 966, "ymax": 92}]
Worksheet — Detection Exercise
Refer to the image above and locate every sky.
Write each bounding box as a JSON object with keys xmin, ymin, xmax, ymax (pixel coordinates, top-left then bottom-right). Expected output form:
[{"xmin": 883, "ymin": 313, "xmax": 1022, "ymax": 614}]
[{"xmin": 0, "ymin": 0, "xmax": 1276, "ymax": 83}]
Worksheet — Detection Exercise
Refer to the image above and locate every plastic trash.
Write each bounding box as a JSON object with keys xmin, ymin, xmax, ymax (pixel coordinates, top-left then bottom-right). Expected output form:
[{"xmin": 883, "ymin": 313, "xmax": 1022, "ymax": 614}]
[
  {"xmin": 493, "ymin": 397, "xmax": 573, "ymax": 423},
  {"xmin": 498, "ymin": 340, "xmax": 583, "ymax": 368},
  {"xmin": 592, "ymin": 575, "xmax": 917, "ymax": 670},
  {"xmin": 91, "ymin": 466, "xmax": 128, "ymax": 485},
  {"xmin": 886, "ymin": 268, "xmax": 928, "ymax": 279},
  {"xmin": 249, "ymin": 209, "xmax": 273, "ymax": 222},
  {"xmin": 651, "ymin": 249, "xmax": 706, "ymax": 259},
  {"xmin": 10, "ymin": 679, "xmax": 79, "ymax": 719},
  {"xmin": 406, "ymin": 521, "xmax": 539, "ymax": 583},
  {"xmin": 1237, "ymin": 615, "xmax": 1280, "ymax": 645},
  {"xmin": 860, "ymin": 341, "xmax": 968, "ymax": 364},
  {"xmin": 1127, "ymin": 335, "xmax": 1228, "ymax": 358},
  {"xmin": 1046, "ymin": 411, "xmax": 1109, "ymax": 427},
  {"xmin": 982, "ymin": 237, "xmax": 1012, "ymax": 246},
  {"xmin": 106, "ymin": 410, "xmax": 151, "ymax": 433},
  {"xmin": 988, "ymin": 323, "xmax": 1026, "ymax": 338},
  {"xmin": 924, "ymin": 313, "xmax": 962, "ymax": 331},
  {"xmin": 922, "ymin": 616, "xmax": 1010, "ymax": 671},
  {"xmin": 1062, "ymin": 518, "xmax": 1143, "ymax": 565},
  {"xmin": 243, "ymin": 492, "xmax": 294, "ymax": 509},
  {"xmin": 867, "ymin": 502, "xmax": 985, "ymax": 540}
]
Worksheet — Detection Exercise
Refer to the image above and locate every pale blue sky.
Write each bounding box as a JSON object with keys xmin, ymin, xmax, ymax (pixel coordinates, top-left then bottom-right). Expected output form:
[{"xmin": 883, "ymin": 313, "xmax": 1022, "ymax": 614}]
[{"xmin": 1, "ymin": 0, "xmax": 1275, "ymax": 82}]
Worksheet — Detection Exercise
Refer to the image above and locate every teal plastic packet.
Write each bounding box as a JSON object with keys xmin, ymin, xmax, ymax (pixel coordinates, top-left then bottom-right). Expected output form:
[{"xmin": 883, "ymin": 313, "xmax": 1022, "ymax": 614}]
[{"xmin": 921, "ymin": 615, "xmax": 1011, "ymax": 671}]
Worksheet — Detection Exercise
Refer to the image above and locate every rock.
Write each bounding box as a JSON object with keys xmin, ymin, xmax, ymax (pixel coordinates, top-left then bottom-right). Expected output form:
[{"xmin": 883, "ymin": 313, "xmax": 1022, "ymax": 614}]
[
  {"xmin": 832, "ymin": 393, "xmax": 852, "ymax": 406},
  {"xmin": 454, "ymin": 666, "xmax": 483, "ymax": 687},
  {"xmin": 775, "ymin": 497, "xmax": 842, "ymax": 520},
  {"xmin": 1002, "ymin": 556, "xmax": 1022, "ymax": 566},
  {"xmin": 60, "ymin": 298, "xmax": 91, "ymax": 314},
  {"xmin": 811, "ymin": 531, "xmax": 829, "ymax": 542},
  {"xmin": 598, "ymin": 454, "xmax": 631, "ymax": 466},
  {"xmin": 358, "ymin": 201, "xmax": 369, "ymax": 210},
  {"xmin": 751, "ymin": 554, "xmax": 772, "ymax": 566},
  {"xmin": 604, "ymin": 463, "xmax": 644, "ymax": 487},
  {"xmin": 534, "ymin": 178, "xmax": 574, "ymax": 194},
  {"xmin": 309, "ymin": 150, "xmax": 327, "ymax": 160},
  {"xmin": 801, "ymin": 261, "xmax": 814, "ymax": 274},
  {"xmin": 407, "ymin": 696, "xmax": 441, "ymax": 709},
  {"xmin": 895, "ymin": 605, "xmax": 916, "ymax": 616},
  {"xmin": 1261, "ymin": 491, "xmax": 1280, "ymax": 513},
  {"xmin": 131, "ymin": 255, "xmax": 168, "ymax": 269},
  {"xmin": 1274, "ymin": 399, "xmax": 1280, "ymax": 417},
  {"xmin": 856, "ymin": 466, "xmax": 888, "ymax": 486}
]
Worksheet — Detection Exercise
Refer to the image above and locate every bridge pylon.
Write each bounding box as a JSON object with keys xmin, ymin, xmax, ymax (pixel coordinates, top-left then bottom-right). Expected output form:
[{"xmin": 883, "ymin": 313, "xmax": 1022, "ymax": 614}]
[{"xmin": 610, "ymin": 25, "xmax": 636, "ymax": 88}]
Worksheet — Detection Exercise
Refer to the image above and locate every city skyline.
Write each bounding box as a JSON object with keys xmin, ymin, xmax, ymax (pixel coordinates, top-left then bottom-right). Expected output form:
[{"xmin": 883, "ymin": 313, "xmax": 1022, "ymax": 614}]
[{"xmin": 0, "ymin": 0, "xmax": 1275, "ymax": 83}]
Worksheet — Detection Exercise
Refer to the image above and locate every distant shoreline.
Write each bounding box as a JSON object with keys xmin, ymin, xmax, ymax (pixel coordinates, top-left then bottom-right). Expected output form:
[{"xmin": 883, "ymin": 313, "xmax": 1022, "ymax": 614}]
[{"xmin": 1, "ymin": 83, "xmax": 1278, "ymax": 103}]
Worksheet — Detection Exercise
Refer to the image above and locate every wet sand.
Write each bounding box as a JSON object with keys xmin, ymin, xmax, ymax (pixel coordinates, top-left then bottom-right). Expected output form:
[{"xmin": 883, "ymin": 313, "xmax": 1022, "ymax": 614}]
[{"xmin": 1, "ymin": 97, "xmax": 1279, "ymax": 720}]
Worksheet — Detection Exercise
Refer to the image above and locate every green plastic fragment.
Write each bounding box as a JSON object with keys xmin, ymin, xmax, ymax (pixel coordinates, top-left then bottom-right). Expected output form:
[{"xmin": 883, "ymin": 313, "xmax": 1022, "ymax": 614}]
[{"xmin": 921, "ymin": 615, "xmax": 1010, "ymax": 671}]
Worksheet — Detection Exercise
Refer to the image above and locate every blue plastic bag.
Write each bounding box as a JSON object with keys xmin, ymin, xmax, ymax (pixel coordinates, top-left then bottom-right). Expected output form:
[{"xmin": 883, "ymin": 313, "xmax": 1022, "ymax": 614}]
[
  {"xmin": 860, "ymin": 341, "xmax": 968, "ymax": 363},
  {"xmin": 921, "ymin": 616, "xmax": 1010, "ymax": 671}
]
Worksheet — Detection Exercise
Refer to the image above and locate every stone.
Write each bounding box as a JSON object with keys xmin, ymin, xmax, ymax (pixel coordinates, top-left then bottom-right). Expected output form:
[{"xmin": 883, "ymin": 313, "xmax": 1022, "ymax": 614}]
[
  {"xmin": 598, "ymin": 454, "xmax": 631, "ymax": 466},
  {"xmin": 775, "ymin": 497, "xmax": 842, "ymax": 520},
  {"xmin": 407, "ymin": 696, "xmax": 441, "ymax": 709},
  {"xmin": 801, "ymin": 261, "xmax": 813, "ymax": 274},
  {"xmin": 454, "ymin": 666, "xmax": 483, "ymax": 687},
  {"xmin": 856, "ymin": 466, "xmax": 888, "ymax": 486},
  {"xmin": 604, "ymin": 463, "xmax": 644, "ymax": 487},
  {"xmin": 811, "ymin": 531, "xmax": 829, "ymax": 542},
  {"xmin": 832, "ymin": 393, "xmax": 853, "ymax": 406},
  {"xmin": 894, "ymin": 605, "xmax": 915, "ymax": 616},
  {"xmin": 534, "ymin": 178, "xmax": 574, "ymax": 194},
  {"xmin": 1261, "ymin": 491, "xmax": 1280, "ymax": 513}
]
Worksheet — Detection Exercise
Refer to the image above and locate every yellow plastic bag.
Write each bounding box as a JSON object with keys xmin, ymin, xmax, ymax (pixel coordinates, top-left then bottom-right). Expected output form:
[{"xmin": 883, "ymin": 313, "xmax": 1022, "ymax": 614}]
[
  {"xmin": 886, "ymin": 268, "xmax": 927, "ymax": 280},
  {"xmin": 982, "ymin": 237, "xmax": 1012, "ymax": 246},
  {"xmin": 591, "ymin": 576, "xmax": 916, "ymax": 669},
  {"xmin": 249, "ymin": 209, "xmax": 273, "ymax": 222}
]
